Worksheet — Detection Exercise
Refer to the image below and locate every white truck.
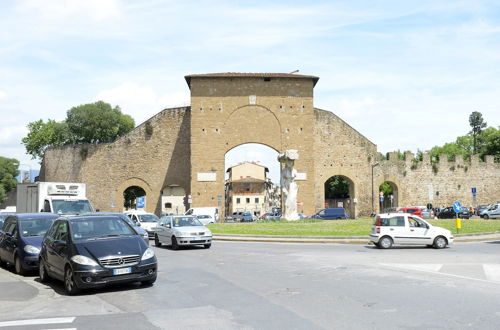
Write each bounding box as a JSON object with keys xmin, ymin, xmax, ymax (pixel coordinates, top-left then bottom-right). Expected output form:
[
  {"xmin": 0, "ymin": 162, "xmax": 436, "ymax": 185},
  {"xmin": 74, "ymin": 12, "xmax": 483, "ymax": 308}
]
[{"xmin": 16, "ymin": 182, "xmax": 94, "ymax": 216}]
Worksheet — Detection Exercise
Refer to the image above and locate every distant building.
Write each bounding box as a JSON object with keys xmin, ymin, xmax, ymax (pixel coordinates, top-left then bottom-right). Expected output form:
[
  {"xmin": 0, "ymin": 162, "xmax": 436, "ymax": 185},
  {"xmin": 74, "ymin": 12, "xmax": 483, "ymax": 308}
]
[
  {"xmin": 16, "ymin": 169, "xmax": 40, "ymax": 183},
  {"xmin": 225, "ymin": 162, "xmax": 280, "ymax": 216}
]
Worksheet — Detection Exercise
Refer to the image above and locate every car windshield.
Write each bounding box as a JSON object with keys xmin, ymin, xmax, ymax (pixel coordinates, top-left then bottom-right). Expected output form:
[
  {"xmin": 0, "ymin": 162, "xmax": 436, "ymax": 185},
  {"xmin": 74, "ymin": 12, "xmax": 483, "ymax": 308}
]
[
  {"xmin": 19, "ymin": 218, "xmax": 56, "ymax": 237},
  {"xmin": 172, "ymin": 216, "xmax": 203, "ymax": 227},
  {"xmin": 52, "ymin": 200, "xmax": 93, "ymax": 215},
  {"xmin": 70, "ymin": 217, "xmax": 135, "ymax": 240},
  {"xmin": 137, "ymin": 214, "xmax": 159, "ymax": 222}
]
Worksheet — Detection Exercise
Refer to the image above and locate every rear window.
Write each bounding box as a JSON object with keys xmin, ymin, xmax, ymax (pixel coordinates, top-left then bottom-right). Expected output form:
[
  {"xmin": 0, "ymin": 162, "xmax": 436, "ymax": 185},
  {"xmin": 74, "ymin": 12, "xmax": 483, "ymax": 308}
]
[{"xmin": 374, "ymin": 216, "xmax": 405, "ymax": 227}]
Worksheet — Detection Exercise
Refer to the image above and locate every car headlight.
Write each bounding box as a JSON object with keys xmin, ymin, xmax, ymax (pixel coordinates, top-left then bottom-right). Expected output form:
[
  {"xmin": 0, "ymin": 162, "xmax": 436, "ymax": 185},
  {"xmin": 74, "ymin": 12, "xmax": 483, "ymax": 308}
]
[
  {"xmin": 71, "ymin": 255, "xmax": 98, "ymax": 266},
  {"xmin": 141, "ymin": 248, "xmax": 155, "ymax": 260},
  {"xmin": 24, "ymin": 245, "xmax": 40, "ymax": 254},
  {"xmin": 143, "ymin": 232, "xmax": 149, "ymax": 238}
]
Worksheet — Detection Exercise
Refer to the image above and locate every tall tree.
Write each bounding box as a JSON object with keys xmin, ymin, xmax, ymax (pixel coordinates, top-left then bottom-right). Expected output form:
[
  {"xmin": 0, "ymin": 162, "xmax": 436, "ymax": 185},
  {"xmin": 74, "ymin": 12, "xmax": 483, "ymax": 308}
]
[
  {"xmin": 22, "ymin": 101, "xmax": 135, "ymax": 161},
  {"xmin": 0, "ymin": 157, "xmax": 19, "ymax": 203},
  {"xmin": 469, "ymin": 111, "xmax": 487, "ymax": 154},
  {"xmin": 66, "ymin": 101, "xmax": 134, "ymax": 144}
]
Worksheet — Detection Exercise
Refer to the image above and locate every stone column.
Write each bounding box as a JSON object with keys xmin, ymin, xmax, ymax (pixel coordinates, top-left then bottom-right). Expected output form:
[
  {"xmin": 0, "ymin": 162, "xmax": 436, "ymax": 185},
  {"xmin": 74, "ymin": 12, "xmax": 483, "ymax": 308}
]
[{"xmin": 278, "ymin": 150, "xmax": 299, "ymax": 220}]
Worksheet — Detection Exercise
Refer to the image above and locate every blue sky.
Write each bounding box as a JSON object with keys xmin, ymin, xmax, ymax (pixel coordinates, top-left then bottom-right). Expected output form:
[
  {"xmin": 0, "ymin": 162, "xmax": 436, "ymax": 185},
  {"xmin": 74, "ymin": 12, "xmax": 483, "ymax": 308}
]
[{"xmin": 1, "ymin": 0, "xmax": 499, "ymax": 183}]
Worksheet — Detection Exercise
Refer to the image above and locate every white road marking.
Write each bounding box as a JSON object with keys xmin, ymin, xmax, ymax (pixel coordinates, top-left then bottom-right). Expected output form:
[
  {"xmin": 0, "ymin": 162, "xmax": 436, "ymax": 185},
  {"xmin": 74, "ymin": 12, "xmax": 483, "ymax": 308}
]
[
  {"xmin": 380, "ymin": 263, "xmax": 500, "ymax": 284},
  {"xmin": 0, "ymin": 317, "xmax": 75, "ymax": 328},
  {"xmin": 483, "ymin": 264, "xmax": 500, "ymax": 282}
]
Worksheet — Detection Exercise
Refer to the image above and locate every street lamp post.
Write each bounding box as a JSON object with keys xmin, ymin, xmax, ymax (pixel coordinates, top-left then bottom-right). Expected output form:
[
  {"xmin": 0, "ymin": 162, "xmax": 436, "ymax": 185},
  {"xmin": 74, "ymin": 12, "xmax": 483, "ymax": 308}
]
[{"xmin": 371, "ymin": 162, "xmax": 380, "ymax": 216}]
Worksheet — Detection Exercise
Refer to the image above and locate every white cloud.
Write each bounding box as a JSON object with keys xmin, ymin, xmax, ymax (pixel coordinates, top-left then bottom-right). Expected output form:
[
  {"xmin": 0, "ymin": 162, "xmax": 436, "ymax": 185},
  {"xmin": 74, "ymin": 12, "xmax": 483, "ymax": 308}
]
[
  {"xmin": 0, "ymin": 90, "xmax": 6, "ymax": 100},
  {"xmin": 96, "ymin": 83, "xmax": 190, "ymax": 124}
]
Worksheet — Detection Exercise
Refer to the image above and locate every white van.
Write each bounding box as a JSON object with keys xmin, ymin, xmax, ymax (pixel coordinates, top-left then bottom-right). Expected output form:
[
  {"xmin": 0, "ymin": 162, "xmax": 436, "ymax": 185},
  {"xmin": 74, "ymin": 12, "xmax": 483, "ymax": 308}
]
[{"xmin": 185, "ymin": 207, "xmax": 219, "ymax": 224}]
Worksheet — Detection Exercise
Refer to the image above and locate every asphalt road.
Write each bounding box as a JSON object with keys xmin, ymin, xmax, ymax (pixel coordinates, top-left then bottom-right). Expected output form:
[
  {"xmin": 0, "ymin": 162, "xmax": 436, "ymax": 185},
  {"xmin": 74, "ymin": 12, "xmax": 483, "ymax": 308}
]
[{"xmin": 0, "ymin": 240, "xmax": 499, "ymax": 330}]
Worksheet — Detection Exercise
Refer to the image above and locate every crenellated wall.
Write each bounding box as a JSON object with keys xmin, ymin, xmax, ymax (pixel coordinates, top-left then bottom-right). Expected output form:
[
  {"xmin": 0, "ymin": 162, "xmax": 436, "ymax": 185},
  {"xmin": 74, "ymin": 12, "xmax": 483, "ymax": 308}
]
[
  {"xmin": 374, "ymin": 152, "xmax": 500, "ymax": 211},
  {"xmin": 41, "ymin": 107, "xmax": 191, "ymax": 214}
]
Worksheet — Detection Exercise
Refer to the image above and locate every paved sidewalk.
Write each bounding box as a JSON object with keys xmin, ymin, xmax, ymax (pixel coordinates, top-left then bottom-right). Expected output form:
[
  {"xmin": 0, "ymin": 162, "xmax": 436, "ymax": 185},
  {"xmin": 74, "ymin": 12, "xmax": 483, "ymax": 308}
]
[{"xmin": 213, "ymin": 232, "xmax": 500, "ymax": 244}]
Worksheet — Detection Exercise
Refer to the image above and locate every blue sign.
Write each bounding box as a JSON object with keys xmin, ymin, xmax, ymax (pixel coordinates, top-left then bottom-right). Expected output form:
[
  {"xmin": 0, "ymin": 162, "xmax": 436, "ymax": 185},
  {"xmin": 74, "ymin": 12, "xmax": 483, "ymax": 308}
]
[
  {"xmin": 136, "ymin": 196, "xmax": 145, "ymax": 208},
  {"xmin": 453, "ymin": 201, "xmax": 462, "ymax": 213},
  {"xmin": 380, "ymin": 196, "xmax": 384, "ymax": 202},
  {"xmin": 471, "ymin": 187, "xmax": 476, "ymax": 196}
]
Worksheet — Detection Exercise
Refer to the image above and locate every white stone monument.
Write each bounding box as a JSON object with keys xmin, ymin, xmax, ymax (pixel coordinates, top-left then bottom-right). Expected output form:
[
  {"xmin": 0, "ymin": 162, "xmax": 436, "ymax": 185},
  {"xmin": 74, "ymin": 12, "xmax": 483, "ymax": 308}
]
[{"xmin": 278, "ymin": 150, "xmax": 299, "ymax": 221}]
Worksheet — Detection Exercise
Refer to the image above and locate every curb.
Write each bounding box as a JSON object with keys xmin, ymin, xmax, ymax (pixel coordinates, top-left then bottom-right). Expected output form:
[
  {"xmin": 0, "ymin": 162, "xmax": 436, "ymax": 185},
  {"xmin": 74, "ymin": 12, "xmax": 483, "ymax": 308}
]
[{"xmin": 213, "ymin": 232, "xmax": 500, "ymax": 244}]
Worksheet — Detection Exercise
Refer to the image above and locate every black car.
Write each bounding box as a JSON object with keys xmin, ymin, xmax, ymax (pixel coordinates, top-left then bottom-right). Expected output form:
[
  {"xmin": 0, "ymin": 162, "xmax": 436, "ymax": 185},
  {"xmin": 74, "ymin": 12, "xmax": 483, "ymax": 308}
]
[
  {"xmin": 437, "ymin": 207, "xmax": 470, "ymax": 219},
  {"xmin": 0, "ymin": 213, "xmax": 59, "ymax": 275},
  {"xmin": 39, "ymin": 215, "xmax": 157, "ymax": 295}
]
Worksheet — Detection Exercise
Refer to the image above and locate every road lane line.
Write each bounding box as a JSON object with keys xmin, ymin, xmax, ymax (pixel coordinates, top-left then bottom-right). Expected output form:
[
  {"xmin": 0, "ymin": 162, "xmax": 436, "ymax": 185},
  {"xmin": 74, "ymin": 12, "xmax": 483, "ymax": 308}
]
[{"xmin": 0, "ymin": 317, "xmax": 75, "ymax": 328}]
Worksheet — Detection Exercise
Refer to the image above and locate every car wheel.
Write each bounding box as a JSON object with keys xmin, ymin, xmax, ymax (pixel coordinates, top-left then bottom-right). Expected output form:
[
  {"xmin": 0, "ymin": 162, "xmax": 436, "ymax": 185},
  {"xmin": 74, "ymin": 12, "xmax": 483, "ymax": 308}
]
[
  {"xmin": 484, "ymin": 214, "xmax": 489, "ymax": 220},
  {"xmin": 14, "ymin": 256, "xmax": 26, "ymax": 276},
  {"xmin": 171, "ymin": 236, "xmax": 179, "ymax": 250},
  {"xmin": 64, "ymin": 267, "xmax": 80, "ymax": 295},
  {"xmin": 39, "ymin": 259, "xmax": 50, "ymax": 283},
  {"xmin": 141, "ymin": 275, "xmax": 157, "ymax": 286},
  {"xmin": 433, "ymin": 236, "xmax": 447, "ymax": 249},
  {"xmin": 0, "ymin": 255, "xmax": 5, "ymax": 268},
  {"xmin": 154, "ymin": 234, "xmax": 162, "ymax": 247},
  {"xmin": 378, "ymin": 236, "xmax": 393, "ymax": 249},
  {"xmin": 204, "ymin": 243, "xmax": 211, "ymax": 249}
]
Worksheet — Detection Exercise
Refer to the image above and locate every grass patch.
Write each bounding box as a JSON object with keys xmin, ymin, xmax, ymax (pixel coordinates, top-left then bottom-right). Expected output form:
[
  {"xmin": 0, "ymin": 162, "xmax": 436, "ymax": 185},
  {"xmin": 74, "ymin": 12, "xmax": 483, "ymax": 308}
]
[{"xmin": 208, "ymin": 218, "xmax": 500, "ymax": 236}]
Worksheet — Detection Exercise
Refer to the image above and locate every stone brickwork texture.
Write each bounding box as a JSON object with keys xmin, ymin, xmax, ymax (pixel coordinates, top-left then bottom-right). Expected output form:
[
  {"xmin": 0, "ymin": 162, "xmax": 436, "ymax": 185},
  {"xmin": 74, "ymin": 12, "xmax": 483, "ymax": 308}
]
[{"xmin": 40, "ymin": 73, "xmax": 500, "ymax": 218}]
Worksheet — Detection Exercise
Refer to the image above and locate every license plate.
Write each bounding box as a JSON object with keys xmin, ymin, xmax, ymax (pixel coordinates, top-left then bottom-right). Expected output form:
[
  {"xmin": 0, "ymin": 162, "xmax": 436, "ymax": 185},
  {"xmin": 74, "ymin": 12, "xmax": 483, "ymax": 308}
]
[{"xmin": 112, "ymin": 267, "xmax": 132, "ymax": 275}]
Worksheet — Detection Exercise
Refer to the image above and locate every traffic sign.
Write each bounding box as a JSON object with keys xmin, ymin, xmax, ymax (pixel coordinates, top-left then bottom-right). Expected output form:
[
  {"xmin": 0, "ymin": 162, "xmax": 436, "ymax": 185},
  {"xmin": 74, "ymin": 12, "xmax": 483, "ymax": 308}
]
[
  {"xmin": 380, "ymin": 196, "xmax": 384, "ymax": 202},
  {"xmin": 452, "ymin": 201, "xmax": 462, "ymax": 213},
  {"xmin": 471, "ymin": 187, "xmax": 476, "ymax": 197},
  {"xmin": 136, "ymin": 196, "xmax": 145, "ymax": 208}
]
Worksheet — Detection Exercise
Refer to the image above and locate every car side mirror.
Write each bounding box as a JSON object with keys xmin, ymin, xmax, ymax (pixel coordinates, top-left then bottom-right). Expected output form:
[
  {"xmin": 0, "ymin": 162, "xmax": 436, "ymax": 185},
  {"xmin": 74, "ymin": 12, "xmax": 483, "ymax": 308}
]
[{"xmin": 137, "ymin": 223, "xmax": 141, "ymax": 227}]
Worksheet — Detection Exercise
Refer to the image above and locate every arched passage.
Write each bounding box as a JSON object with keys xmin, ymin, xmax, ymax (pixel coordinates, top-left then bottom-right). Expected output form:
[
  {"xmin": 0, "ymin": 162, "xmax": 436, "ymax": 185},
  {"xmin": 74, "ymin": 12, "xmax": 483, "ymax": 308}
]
[
  {"xmin": 124, "ymin": 186, "xmax": 146, "ymax": 210},
  {"xmin": 379, "ymin": 181, "xmax": 399, "ymax": 212},
  {"xmin": 324, "ymin": 175, "xmax": 355, "ymax": 218},
  {"xmin": 224, "ymin": 143, "xmax": 280, "ymax": 218},
  {"xmin": 114, "ymin": 177, "xmax": 153, "ymax": 213},
  {"xmin": 161, "ymin": 184, "xmax": 186, "ymax": 215}
]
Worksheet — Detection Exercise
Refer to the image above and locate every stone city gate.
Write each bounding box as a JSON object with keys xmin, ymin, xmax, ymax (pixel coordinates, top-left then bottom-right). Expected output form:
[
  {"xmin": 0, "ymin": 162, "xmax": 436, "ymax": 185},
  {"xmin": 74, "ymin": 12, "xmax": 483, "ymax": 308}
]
[{"xmin": 40, "ymin": 73, "xmax": 500, "ymax": 218}]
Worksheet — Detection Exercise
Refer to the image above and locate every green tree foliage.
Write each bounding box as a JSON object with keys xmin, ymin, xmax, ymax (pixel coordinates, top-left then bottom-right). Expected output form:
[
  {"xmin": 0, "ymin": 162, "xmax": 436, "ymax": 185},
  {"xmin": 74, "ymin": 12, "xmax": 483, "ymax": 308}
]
[
  {"xmin": 325, "ymin": 176, "xmax": 350, "ymax": 199},
  {"xmin": 379, "ymin": 182, "xmax": 393, "ymax": 198},
  {"xmin": 0, "ymin": 157, "xmax": 19, "ymax": 203},
  {"xmin": 481, "ymin": 126, "xmax": 500, "ymax": 161},
  {"xmin": 22, "ymin": 101, "xmax": 135, "ymax": 161},
  {"xmin": 469, "ymin": 111, "xmax": 487, "ymax": 154},
  {"xmin": 66, "ymin": 101, "xmax": 134, "ymax": 144},
  {"xmin": 22, "ymin": 120, "xmax": 69, "ymax": 160}
]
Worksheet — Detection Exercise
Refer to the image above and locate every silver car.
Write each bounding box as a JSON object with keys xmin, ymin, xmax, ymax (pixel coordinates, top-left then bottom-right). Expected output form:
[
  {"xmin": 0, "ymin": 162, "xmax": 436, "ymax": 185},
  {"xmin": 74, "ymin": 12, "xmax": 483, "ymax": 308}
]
[
  {"xmin": 482, "ymin": 203, "xmax": 500, "ymax": 219},
  {"xmin": 154, "ymin": 215, "xmax": 212, "ymax": 249}
]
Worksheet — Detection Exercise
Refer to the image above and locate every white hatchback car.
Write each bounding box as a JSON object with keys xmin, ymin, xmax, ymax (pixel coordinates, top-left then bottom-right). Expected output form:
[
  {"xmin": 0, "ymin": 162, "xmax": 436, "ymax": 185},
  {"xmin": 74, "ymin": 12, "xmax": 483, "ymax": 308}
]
[
  {"xmin": 370, "ymin": 213, "xmax": 453, "ymax": 249},
  {"xmin": 123, "ymin": 210, "xmax": 160, "ymax": 238},
  {"xmin": 154, "ymin": 215, "xmax": 212, "ymax": 250}
]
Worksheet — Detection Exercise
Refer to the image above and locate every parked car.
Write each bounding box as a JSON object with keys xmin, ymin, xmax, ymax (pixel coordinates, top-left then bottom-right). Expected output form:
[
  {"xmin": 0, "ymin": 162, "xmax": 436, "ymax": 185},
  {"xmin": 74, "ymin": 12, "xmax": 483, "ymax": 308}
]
[
  {"xmin": 476, "ymin": 205, "xmax": 489, "ymax": 216},
  {"xmin": 397, "ymin": 207, "xmax": 423, "ymax": 218},
  {"xmin": 194, "ymin": 214, "xmax": 215, "ymax": 225},
  {"xmin": 458, "ymin": 207, "xmax": 471, "ymax": 219},
  {"xmin": 370, "ymin": 213, "xmax": 453, "ymax": 249},
  {"xmin": 437, "ymin": 206, "xmax": 470, "ymax": 219},
  {"xmin": 311, "ymin": 208, "xmax": 349, "ymax": 220},
  {"xmin": 241, "ymin": 212, "xmax": 254, "ymax": 222},
  {"xmin": 0, "ymin": 213, "xmax": 59, "ymax": 275},
  {"xmin": 83, "ymin": 212, "xmax": 149, "ymax": 245},
  {"xmin": 416, "ymin": 206, "xmax": 433, "ymax": 219},
  {"xmin": 123, "ymin": 210, "xmax": 159, "ymax": 238},
  {"xmin": 154, "ymin": 215, "xmax": 212, "ymax": 249},
  {"xmin": 232, "ymin": 212, "xmax": 243, "ymax": 222},
  {"xmin": 482, "ymin": 203, "xmax": 500, "ymax": 219},
  {"xmin": 39, "ymin": 215, "xmax": 157, "ymax": 295}
]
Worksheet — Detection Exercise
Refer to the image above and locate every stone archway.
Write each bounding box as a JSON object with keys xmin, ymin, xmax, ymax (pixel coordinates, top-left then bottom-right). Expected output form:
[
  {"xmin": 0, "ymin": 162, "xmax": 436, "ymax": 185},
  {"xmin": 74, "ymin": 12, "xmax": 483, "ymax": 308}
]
[
  {"xmin": 379, "ymin": 181, "xmax": 399, "ymax": 212},
  {"xmin": 323, "ymin": 175, "xmax": 356, "ymax": 218},
  {"xmin": 374, "ymin": 176, "xmax": 402, "ymax": 213},
  {"xmin": 114, "ymin": 177, "xmax": 154, "ymax": 213}
]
